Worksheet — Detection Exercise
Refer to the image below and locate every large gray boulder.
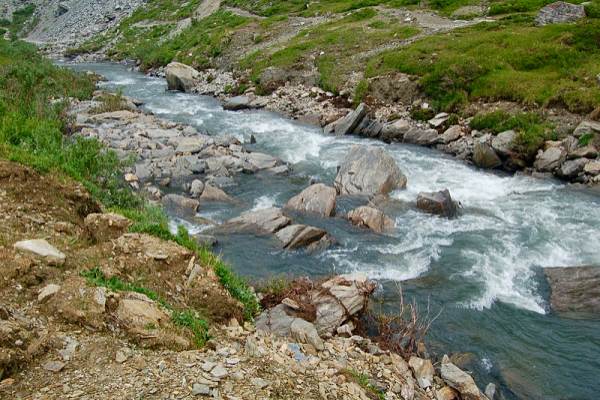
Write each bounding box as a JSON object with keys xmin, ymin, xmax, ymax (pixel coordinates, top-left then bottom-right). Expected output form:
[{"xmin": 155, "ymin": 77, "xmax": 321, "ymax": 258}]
[
  {"xmin": 416, "ymin": 189, "xmax": 458, "ymax": 218},
  {"xmin": 472, "ymin": 142, "xmax": 502, "ymax": 169},
  {"xmin": 491, "ymin": 130, "xmax": 516, "ymax": 157},
  {"xmin": 534, "ymin": 146, "xmax": 566, "ymax": 172},
  {"xmin": 347, "ymin": 206, "xmax": 394, "ymax": 233},
  {"xmin": 535, "ymin": 1, "xmax": 585, "ymax": 26},
  {"xmin": 403, "ymin": 127, "xmax": 440, "ymax": 146},
  {"xmin": 221, "ymin": 207, "xmax": 291, "ymax": 234},
  {"xmin": 558, "ymin": 158, "xmax": 589, "ymax": 179},
  {"xmin": 275, "ymin": 224, "xmax": 332, "ymax": 251},
  {"xmin": 544, "ymin": 266, "xmax": 600, "ymax": 315},
  {"xmin": 223, "ymin": 96, "xmax": 256, "ymax": 111},
  {"xmin": 380, "ymin": 119, "xmax": 412, "ymax": 142},
  {"xmin": 328, "ymin": 103, "xmax": 367, "ymax": 136},
  {"xmin": 284, "ymin": 183, "xmax": 337, "ymax": 217},
  {"xmin": 165, "ymin": 62, "xmax": 199, "ymax": 92},
  {"xmin": 334, "ymin": 145, "xmax": 407, "ymax": 196}
]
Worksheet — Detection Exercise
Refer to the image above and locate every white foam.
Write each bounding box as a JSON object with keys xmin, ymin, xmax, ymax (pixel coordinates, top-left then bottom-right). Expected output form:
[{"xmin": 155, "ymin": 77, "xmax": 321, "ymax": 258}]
[{"xmin": 251, "ymin": 195, "xmax": 278, "ymax": 211}]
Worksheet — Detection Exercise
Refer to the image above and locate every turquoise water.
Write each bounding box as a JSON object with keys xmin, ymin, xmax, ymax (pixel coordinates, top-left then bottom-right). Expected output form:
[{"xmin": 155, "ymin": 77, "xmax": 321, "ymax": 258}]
[{"xmin": 69, "ymin": 63, "xmax": 600, "ymax": 399}]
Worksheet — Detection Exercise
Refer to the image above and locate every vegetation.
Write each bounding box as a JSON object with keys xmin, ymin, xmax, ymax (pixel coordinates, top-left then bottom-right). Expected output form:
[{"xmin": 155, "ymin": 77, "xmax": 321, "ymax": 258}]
[
  {"xmin": 579, "ymin": 133, "xmax": 595, "ymax": 146},
  {"xmin": 0, "ymin": 38, "xmax": 259, "ymax": 322},
  {"xmin": 89, "ymin": 91, "xmax": 128, "ymax": 114},
  {"xmin": 366, "ymin": 18, "xmax": 600, "ymax": 113},
  {"xmin": 342, "ymin": 369, "xmax": 386, "ymax": 400},
  {"xmin": 0, "ymin": 5, "xmax": 36, "ymax": 38},
  {"xmin": 81, "ymin": 267, "xmax": 210, "ymax": 346}
]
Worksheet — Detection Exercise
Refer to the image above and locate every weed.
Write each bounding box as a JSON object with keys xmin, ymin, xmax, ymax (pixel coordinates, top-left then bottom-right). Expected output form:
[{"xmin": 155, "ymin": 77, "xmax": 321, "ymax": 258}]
[
  {"xmin": 579, "ymin": 133, "xmax": 595, "ymax": 146},
  {"xmin": 353, "ymin": 79, "xmax": 369, "ymax": 106},
  {"xmin": 171, "ymin": 309, "xmax": 210, "ymax": 347},
  {"xmin": 342, "ymin": 369, "xmax": 386, "ymax": 400},
  {"xmin": 89, "ymin": 91, "xmax": 127, "ymax": 114}
]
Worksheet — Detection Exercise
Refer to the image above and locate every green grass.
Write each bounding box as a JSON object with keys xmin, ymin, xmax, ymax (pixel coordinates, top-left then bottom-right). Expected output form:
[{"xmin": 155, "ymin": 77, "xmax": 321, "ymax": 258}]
[
  {"xmin": 366, "ymin": 18, "xmax": 600, "ymax": 114},
  {"xmin": 81, "ymin": 267, "xmax": 210, "ymax": 346},
  {"xmin": 343, "ymin": 370, "xmax": 385, "ymax": 400},
  {"xmin": 578, "ymin": 133, "xmax": 595, "ymax": 146},
  {"xmin": 0, "ymin": 5, "xmax": 35, "ymax": 38},
  {"xmin": 0, "ymin": 38, "xmax": 260, "ymax": 321},
  {"xmin": 243, "ymin": 8, "xmax": 419, "ymax": 94},
  {"xmin": 470, "ymin": 110, "xmax": 553, "ymax": 157}
]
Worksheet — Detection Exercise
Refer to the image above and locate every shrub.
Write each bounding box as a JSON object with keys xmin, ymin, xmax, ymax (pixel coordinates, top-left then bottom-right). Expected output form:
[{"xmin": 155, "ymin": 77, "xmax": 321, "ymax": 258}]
[{"xmin": 579, "ymin": 132, "xmax": 595, "ymax": 146}]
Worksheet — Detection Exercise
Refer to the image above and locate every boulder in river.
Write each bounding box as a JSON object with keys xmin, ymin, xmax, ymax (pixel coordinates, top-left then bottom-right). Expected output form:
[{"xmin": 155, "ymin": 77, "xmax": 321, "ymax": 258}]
[
  {"xmin": 334, "ymin": 145, "xmax": 407, "ymax": 196},
  {"xmin": 543, "ymin": 266, "xmax": 600, "ymax": 315},
  {"xmin": 347, "ymin": 206, "xmax": 394, "ymax": 233},
  {"xmin": 403, "ymin": 127, "xmax": 440, "ymax": 146},
  {"xmin": 275, "ymin": 224, "xmax": 333, "ymax": 251},
  {"xmin": 165, "ymin": 62, "xmax": 199, "ymax": 92},
  {"xmin": 416, "ymin": 189, "xmax": 458, "ymax": 218},
  {"xmin": 472, "ymin": 142, "xmax": 501, "ymax": 169},
  {"xmin": 221, "ymin": 207, "xmax": 291, "ymax": 234},
  {"xmin": 284, "ymin": 183, "xmax": 337, "ymax": 217},
  {"xmin": 440, "ymin": 357, "xmax": 487, "ymax": 400},
  {"xmin": 161, "ymin": 194, "xmax": 199, "ymax": 215},
  {"xmin": 327, "ymin": 103, "xmax": 367, "ymax": 136},
  {"xmin": 534, "ymin": 146, "xmax": 566, "ymax": 172},
  {"xmin": 223, "ymin": 95, "xmax": 255, "ymax": 111}
]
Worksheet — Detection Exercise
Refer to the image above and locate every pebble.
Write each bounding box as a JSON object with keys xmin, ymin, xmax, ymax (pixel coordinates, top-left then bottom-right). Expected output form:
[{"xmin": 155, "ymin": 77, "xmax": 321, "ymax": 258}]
[
  {"xmin": 43, "ymin": 361, "xmax": 66, "ymax": 372},
  {"xmin": 192, "ymin": 383, "xmax": 211, "ymax": 396}
]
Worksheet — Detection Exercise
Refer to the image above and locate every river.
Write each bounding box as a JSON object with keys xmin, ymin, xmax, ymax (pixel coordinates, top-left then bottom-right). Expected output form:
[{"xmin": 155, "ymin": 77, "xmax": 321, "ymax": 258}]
[{"xmin": 68, "ymin": 62, "xmax": 600, "ymax": 400}]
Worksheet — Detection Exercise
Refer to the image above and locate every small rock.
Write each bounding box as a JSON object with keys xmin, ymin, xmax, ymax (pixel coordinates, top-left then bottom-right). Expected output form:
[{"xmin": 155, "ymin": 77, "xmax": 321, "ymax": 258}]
[
  {"xmin": 43, "ymin": 361, "xmax": 65, "ymax": 373},
  {"xmin": 190, "ymin": 179, "xmax": 205, "ymax": 198},
  {"xmin": 409, "ymin": 356, "xmax": 434, "ymax": 389},
  {"xmin": 38, "ymin": 284, "xmax": 61, "ymax": 302},
  {"xmin": 14, "ymin": 239, "xmax": 66, "ymax": 266},
  {"xmin": 192, "ymin": 383, "xmax": 211, "ymax": 396},
  {"xmin": 251, "ymin": 377, "xmax": 269, "ymax": 389},
  {"xmin": 115, "ymin": 350, "xmax": 129, "ymax": 364},
  {"xmin": 211, "ymin": 364, "xmax": 228, "ymax": 379}
]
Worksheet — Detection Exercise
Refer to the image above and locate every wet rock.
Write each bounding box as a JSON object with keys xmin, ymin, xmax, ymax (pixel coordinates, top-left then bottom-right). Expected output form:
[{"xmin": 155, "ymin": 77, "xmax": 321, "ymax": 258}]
[
  {"xmin": 347, "ymin": 206, "xmax": 394, "ymax": 233},
  {"xmin": 485, "ymin": 383, "xmax": 497, "ymax": 400},
  {"xmin": 38, "ymin": 284, "xmax": 61, "ymax": 303},
  {"xmin": 408, "ymin": 356, "xmax": 434, "ymax": 389},
  {"xmin": 404, "ymin": 127, "xmax": 440, "ymax": 145},
  {"xmin": 334, "ymin": 145, "xmax": 407, "ymax": 196},
  {"xmin": 223, "ymin": 96, "xmax": 255, "ymax": 111},
  {"xmin": 161, "ymin": 194, "xmax": 199, "ymax": 215},
  {"xmin": 165, "ymin": 62, "xmax": 199, "ymax": 92},
  {"xmin": 416, "ymin": 189, "xmax": 458, "ymax": 218},
  {"xmin": 544, "ymin": 266, "xmax": 600, "ymax": 315},
  {"xmin": 535, "ymin": 1, "xmax": 585, "ymax": 26},
  {"xmin": 441, "ymin": 358, "xmax": 486, "ymax": 400},
  {"xmin": 275, "ymin": 224, "xmax": 331, "ymax": 250},
  {"xmin": 190, "ymin": 179, "xmax": 205, "ymax": 198},
  {"xmin": 242, "ymin": 152, "xmax": 281, "ymax": 170},
  {"xmin": 14, "ymin": 239, "xmax": 66, "ymax": 266},
  {"xmin": 558, "ymin": 158, "xmax": 589, "ymax": 179},
  {"xmin": 312, "ymin": 274, "xmax": 376, "ymax": 335},
  {"xmin": 440, "ymin": 125, "xmax": 462, "ymax": 144},
  {"xmin": 491, "ymin": 130, "xmax": 516, "ymax": 156},
  {"xmin": 200, "ymin": 184, "xmax": 233, "ymax": 203},
  {"xmin": 534, "ymin": 146, "xmax": 566, "ymax": 172},
  {"xmin": 284, "ymin": 183, "xmax": 337, "ymax": 217},
  {"xmin": 472, "ymin": 142, "xmax": 502, "ymax": 169},
  {"xmin": 222, "ymin": 208, "xmax": 291, "ymax": 234},
  {"xmin": 328, "ymin": 103, "xmax": 367, "ymax": 136},
  {"xmin": 380, "ymin": 119, "xmax": 412, "ymax": 141},
  {"xmin": 573, "ymin": 120, "xmax": 600, "ymax": 137},
  {"xmin": 84, "ymin": 213, "xmax": 131, "ymax": 242}
]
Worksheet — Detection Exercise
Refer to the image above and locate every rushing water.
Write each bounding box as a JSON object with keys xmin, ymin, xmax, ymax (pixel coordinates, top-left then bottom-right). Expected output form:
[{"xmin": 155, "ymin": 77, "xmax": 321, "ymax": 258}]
[{"xmin": 68, "ymin": 63, "xmax": 600, "ymax": 399}]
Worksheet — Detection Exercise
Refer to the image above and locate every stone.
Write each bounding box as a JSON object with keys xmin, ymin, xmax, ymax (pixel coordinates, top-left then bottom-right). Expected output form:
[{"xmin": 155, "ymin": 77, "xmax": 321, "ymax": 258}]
[
  {"xmin": 290, "ymin": 318, "xmax": 324, "ymax": 351},
  {"xmin": 347, "ymin": 206, "xmax": 394, "ymax": 233},
  {"xmin": 584, "ymin": 161, "xmax": 600, "ymax": 175},
  {"xmin": 175, "ymin": 137, "xmax": 207, "ymax": 154},
  {"xmin": 558, "ymin": 158, "xmax": 589, "ymax": 179},
  {"xmin": 243, "ymin": 152, "xmax": 281, "ymax": 170},
  {"xmin": 211, "ymin": 364, "xmax": 228, "ymax": 379},
  {"xmin": 84, "ymin": 213, "xmax": 131, "ymax": 242},
  {"xmin": 436, "ymin": 386, "xmax": 459, "ymax": 400},
  {"xmin": 428, "ymin": 113, "xmax": 449, "ymax": 128},
  {"xmin": 38, "ymin": 284, "xmax": 61, "ymax": 302},
  {"xmin": 380, "ymin": 119, "xmax": 412, "ymax": 141},
  {"xmin": 223, "ymin": 96, "xmax": 254, "ymax": 111},
  {"xmin": 42, "ymin": 361, "xmax": 65, "ymax": 373},
  {"xmin": 251, "ymin": 377, "xmax": 269, "ymax": 389},
  {"xmin": 535, "ymin": 1, "xmax": 585, "ymax": 25},
  {"xmin": 356, "ymin": 117, "xmax": 384, "ymax": 138},
  {"xmin": 472, "ymin": 143, "xmax": 502, "ymax": 169},
  {"xmin": 334, "ymin": 145, "xmax": 407, "ymax": 195},
  {"xmin": 330, "ymin": 103, "xmax": 367, "ymax": 136},
  {"xmin": 416, "ymin": 189, "xmax": 458, "ymax": 218},
  {"xmin": 115, "ymin": 294, "xmax": 169, "ymax": 330},
  {"xmin": 440, "ymin": 125, "xmax": 462, "ymax": 144},
  {"xmin": 275, "ymin": 224, "xmax": 330, "ymax": 250},
  {"xmin": 534, "ymin": 146, "xmax": 566, "ymax": 172},
  {"xmin": 485, "ymin": 383, "xmax": 497, "ymax": 400},
  {"xmin": 192, "ymin": 383, "xmax": 211, "ymax": 395},
  {"xmin": 544, "ymin": 266, "xmax": 600, "ymax": 315},
  {"xmin": 190, "ymin": 179, "xmax": 205, "ymax": 198},
  {"xmin": 161, "ymin": 194, "xmax": 199, "ymax": 215},
  {"xmin": 569, "ymin": 145, "xmax": 598, "ymax": 159},
  {"xmin": 441, "ymin": 359, "xmax": 486, "ymax": 400},
  {"xmin": 573, "ymin": 120, "xmax": 600, "ymax": 137},
  {"xmin": 403, "ymin": 127, "xmax": 440, "ymax": 145},
  {"xmin": 115, "ymin": 350, "xmax": 129, "ymax": 364},
  {"xmin": 14, "ymin": 239, "xmax": 66, "ymax": 266},
  {"xmin": 222, "ymin": 208, "xmax": 291, "ymax": 234},
  {"xmin": 491, "ymin": 130, "xmax": 516, "ymax": 156},
  {"xmin": 408, "ymin": 356, "xmax": 434, "ymax": 389},
  {"xmin": 165, "ymin": 62, "xmax": 199, "ymax": 92},
  {"xmin": 200, "ymin": 184, "xmax": 233, "ymax": 202},
  {"xmin": 284, "ymin": 183, "xmax": 337, "ymax": 217}
]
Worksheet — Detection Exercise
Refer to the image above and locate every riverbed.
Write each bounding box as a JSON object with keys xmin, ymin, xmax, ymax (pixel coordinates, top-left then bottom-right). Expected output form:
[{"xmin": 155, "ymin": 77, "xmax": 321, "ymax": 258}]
[{"xmin": 68, "ymin": 62, "xmax": 600, "ymax": 400}]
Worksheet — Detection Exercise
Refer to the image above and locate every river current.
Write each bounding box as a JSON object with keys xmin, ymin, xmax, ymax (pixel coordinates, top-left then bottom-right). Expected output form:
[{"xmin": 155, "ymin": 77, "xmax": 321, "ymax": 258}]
[{"xmin": 68, "ymin": 63, "xmax": 600, "ymax": 400}]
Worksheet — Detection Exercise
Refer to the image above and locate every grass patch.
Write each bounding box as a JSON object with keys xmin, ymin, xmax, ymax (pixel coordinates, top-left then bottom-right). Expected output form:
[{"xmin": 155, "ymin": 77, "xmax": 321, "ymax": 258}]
[
  {"xmin": 366, "ymin": 18, "xmax": 600, "ymax": 114},
  {"xmin": 578, "ymin": 132, "xmax": 595, "ymax": 146},
  {"xmin": 0, "ymin": 5, "xmax": 35, "ymax": 38},
  {"xmin": 342, "ymin": 369, "xmax": 385, "ymax": 400},
  {"xmin": 81, "ymin": 267, "xmax": 210, "ymax": 346},
  {"xmin": 89, "ymin": 91, "xmax": 127, "ymax": 114}
]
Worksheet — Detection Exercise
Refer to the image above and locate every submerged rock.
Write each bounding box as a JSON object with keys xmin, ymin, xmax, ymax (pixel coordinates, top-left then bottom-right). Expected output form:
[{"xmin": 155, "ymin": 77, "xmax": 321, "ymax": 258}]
[
  {"xmin": 416, "ymin": 189, "xmax": 458, "ymax": 218},
  {"xmin": 544, "ymin": 266, "xmax": 600, "ymax": 315},
  {"xmin": 165, "ymin": 62, "xmax": 199, "ymax": 92},
  {"xmin": 347, "ymin": 206, "xmax": 394, "ymax": 233},
  {"xmin": 334, "ymin": 145, "xmax": 407, "ymax": 196},
  {"xmin": 284, "ymin": 183, "xmax": 337, "ymax": 217}
]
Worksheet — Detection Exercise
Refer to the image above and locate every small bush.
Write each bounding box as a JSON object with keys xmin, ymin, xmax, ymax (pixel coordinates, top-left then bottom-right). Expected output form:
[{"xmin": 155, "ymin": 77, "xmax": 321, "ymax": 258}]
[
  {"xmin": 410, "ymin": 107, "xmax": 435, "ymax": 121},
  {"xmin": 586, "ymin": 1, "xmax": 600, "ymax": 18},
  {"xmin": 171, "ymin": 310, "xmax": 210, "ymax": 347}
]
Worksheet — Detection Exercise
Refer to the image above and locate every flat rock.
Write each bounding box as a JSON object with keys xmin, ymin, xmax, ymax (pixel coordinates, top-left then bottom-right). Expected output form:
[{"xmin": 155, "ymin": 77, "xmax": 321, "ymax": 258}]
[
  {"xmin": 329, "ymin": 103, "xmax": 367, "ymax": 136},
  {"xmin": 334, "ymin": 145, "xmax": 407, "ymax": 196},
  {"xmin": 428, "ymin": 112, "xmax": 449, "ymax": 128},
  {"xmin": 416, "ymin": 189, "xmax": 458, "ymax": 218},
  {"xmin": 409, "ymin": 356, "xmax": 434, "ymax": 389},
  {"xmin": 38, "ymin": 284, "xmax": 61, "ymax": 302},
  {"xmin": 222, "ymin": 208, "xmax": 291, "ymax": 234},
  {"xmin": 441, "ymin": 359, "xmax": 486, "ymax": 400},
  {"xmin": 544, "ymin": 266, "xmax": 600, "ymax": 315},
  {"xmin": 403, "ymin": 127, "xmax": 439, "ymax": 145},
  {"xmin": 223, "ymin": 95, "xmax": 256, "ymax": 111},
  {"xmin": 284, "ymin": 183, "xmax": 337, "ymax": 217},
  {"xmin": 42, "ymin": 361, "xmax": 66, "ymax": 373},
  {"xmin": 347, "ymin": 206, "xmax": 394, "ymax": 233},
  {"xmin": 14, "ymin": 239, "xmax": 66, "ymax": 266},
  {"xmin": 275, "ymin": 224, "xmax": 330, "ymax": 250}
]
